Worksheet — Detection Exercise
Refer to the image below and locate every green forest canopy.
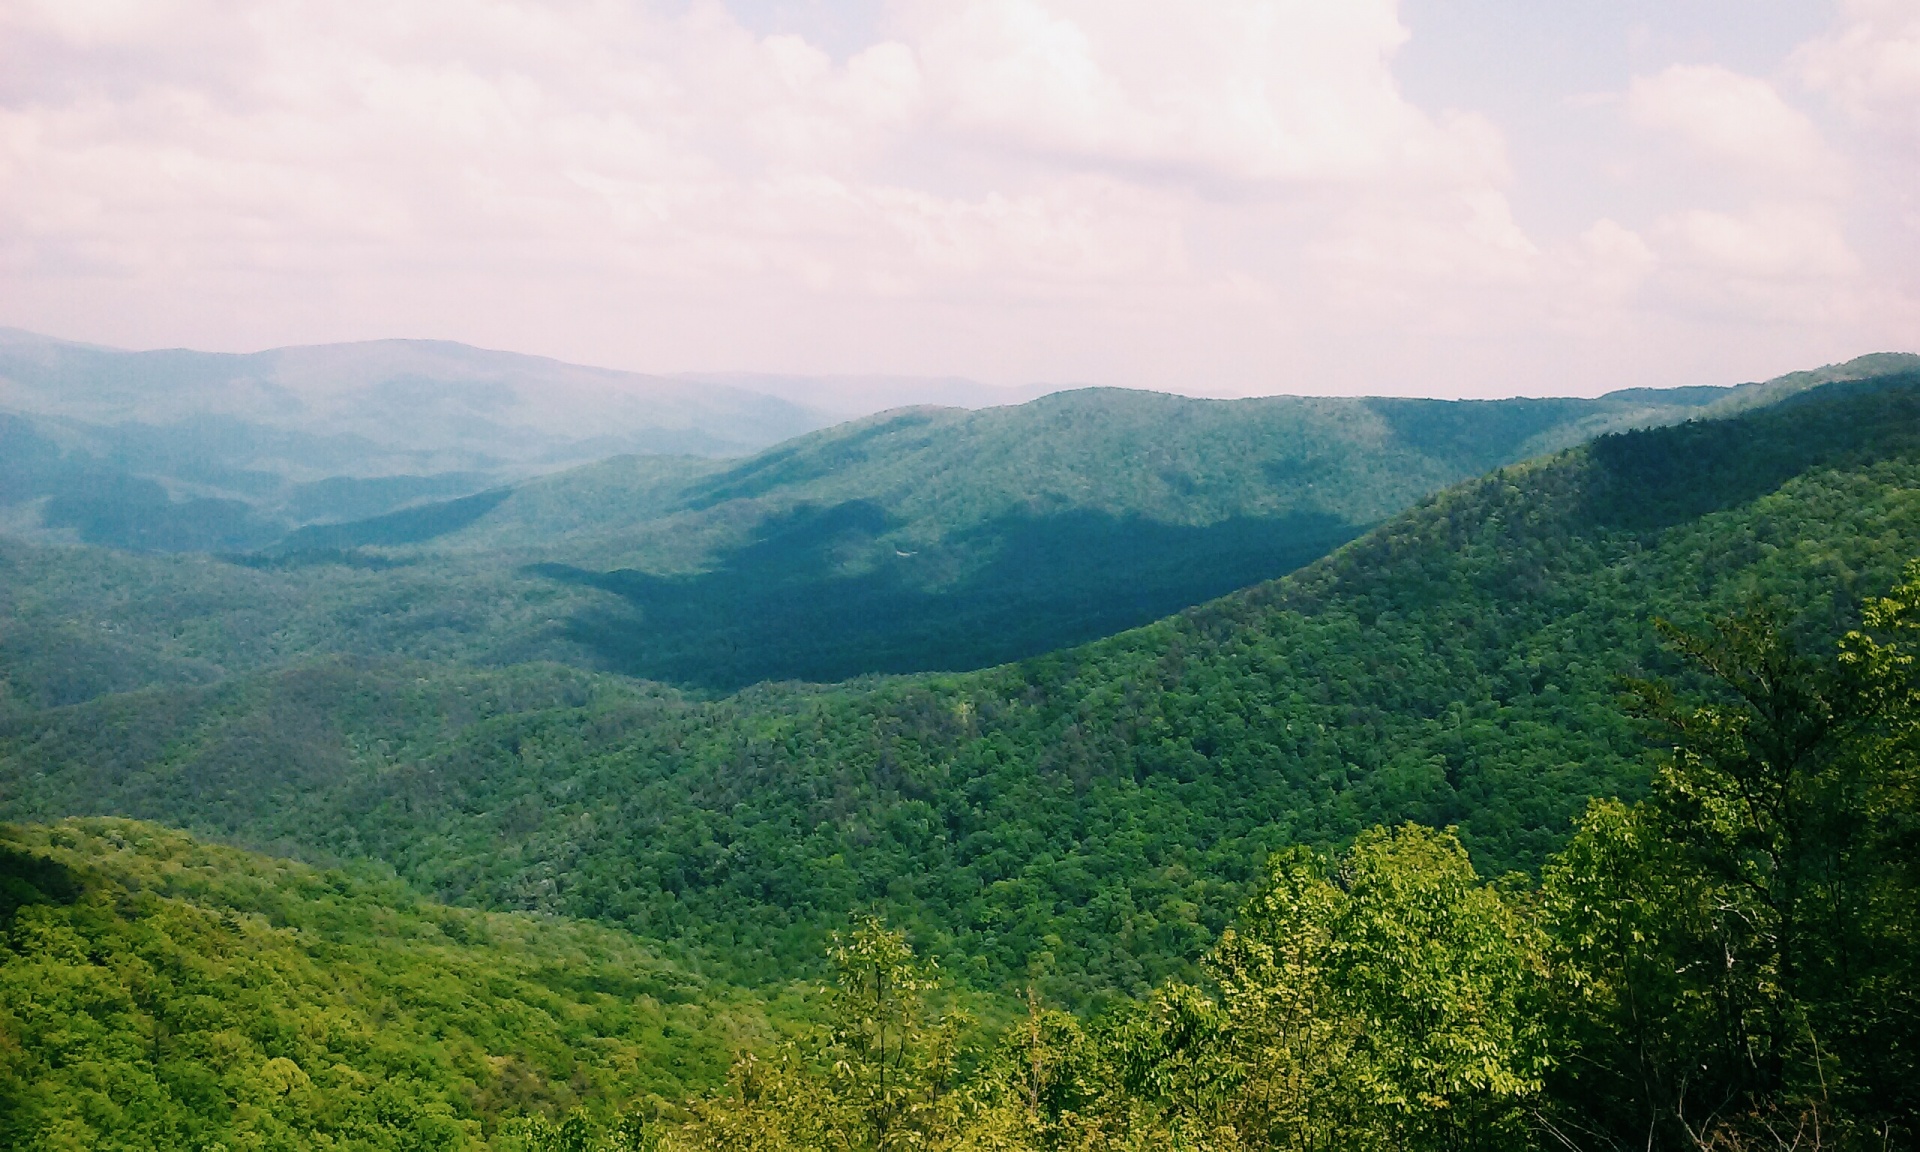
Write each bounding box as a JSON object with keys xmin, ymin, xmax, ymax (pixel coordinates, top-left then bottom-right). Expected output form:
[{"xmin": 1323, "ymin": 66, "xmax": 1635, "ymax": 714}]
[
  {"xmin": 7, "ymin": 557, "xmax": 1918, "ymax": 1148},
  {"xmin": 5, "ymin": 371, "xmax": 1919, "ymax": 1008},
  {"xmin": 0, "ymin": 819, "xmax": 805, "ymax": 1150},
  {"xmin": 8, "ymin": 362, "xmax": 1848, "ymax": 690}
]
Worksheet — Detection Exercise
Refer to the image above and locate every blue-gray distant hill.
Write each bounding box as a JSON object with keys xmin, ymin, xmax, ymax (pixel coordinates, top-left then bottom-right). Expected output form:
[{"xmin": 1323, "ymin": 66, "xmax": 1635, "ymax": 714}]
[{"xmin": 0, "ymin": 329, "xmax": 838, "ymax": 549}]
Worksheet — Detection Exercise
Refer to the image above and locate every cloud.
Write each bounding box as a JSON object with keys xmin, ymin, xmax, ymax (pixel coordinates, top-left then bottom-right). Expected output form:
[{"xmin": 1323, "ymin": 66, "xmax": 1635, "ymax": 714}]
[
  {"xmin": 1626, "ymin": 64, "xmax": 1839, "ymax": 189},
  {"xmin": 1548, "ymin": 219, "xmax": 1656, "ymax": 323},
  {"xmin": 903, "ymin": 0, "xmax": 1500, "ymax": 187},
  {"xmin": 1608, "ymin": 62, "xmax": 1882, "ymax": 328},
  {"xmin": 1619, "ymin": 64, "xmax": 1856, "ymax": 286},
  {"xmin": 1796, "ymin": 0, "xmax": 1920, "ymax": 144},
  {"xmin": 1659, "ymin": 204, "xmax": 1857, "ymax": 281},
  {"xmin": 0, "ymin": 0, "xmax": 1912, "ymax": 397}
]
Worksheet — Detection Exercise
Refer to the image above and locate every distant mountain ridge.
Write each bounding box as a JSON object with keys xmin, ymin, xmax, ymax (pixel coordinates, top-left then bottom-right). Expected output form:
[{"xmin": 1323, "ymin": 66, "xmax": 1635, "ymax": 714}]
[
  {"xmin": 0, "ymin": 328, "xmax": 835, "ymax": 467},
  {"xmin": 0, "ymin": 328, "xmax": 836, "ymax": 550},
  {"xmin": 366, "ymin": 372, "xmax": 1877, "ymax": 686},
  {"xmin": 3, "ymin": 330, "xmax": 1915, "ymax": 686},
  {"xmin": 673, "ymin": 370, "xmax": 1055, "ymax": 416},
  {"xmin": 0, "ymin": 331, "xmax": 1059, "ymax": 552},
  {"xmin": 3, "ymin": 325, "xmax": 1907, "ymax": 559},
  {"xmin": 319, "ymin": 352, "xmax": 1920, "ymax": 567},
  {"xmin": 7, "ymin": 364, "xmax": 1919, "ymax": 1001}
]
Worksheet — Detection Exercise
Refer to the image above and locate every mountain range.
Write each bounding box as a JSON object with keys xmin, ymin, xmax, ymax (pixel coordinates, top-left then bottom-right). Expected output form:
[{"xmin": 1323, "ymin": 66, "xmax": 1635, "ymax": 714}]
[
  {"xmin": 18, "ymin": 336, "xmax": 1910, "ymax": 690},
  {"xmin": 5, "ymin": 345, "xmax": 1920, "ymax": 1147},
  {"xmin": 0, "ymin": 329, "xmax": 1046, "ymax": 554},
  {"xmin": 6, "ymin": 356, "xmax": 1917, "ymax": 1000}
]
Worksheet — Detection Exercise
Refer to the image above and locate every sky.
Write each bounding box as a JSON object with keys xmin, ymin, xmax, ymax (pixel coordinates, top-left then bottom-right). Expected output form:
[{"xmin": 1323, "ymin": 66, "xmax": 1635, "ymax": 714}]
[{"xmin": 1, "ymin": 0, "xmax": 1916, "ymax": 398}]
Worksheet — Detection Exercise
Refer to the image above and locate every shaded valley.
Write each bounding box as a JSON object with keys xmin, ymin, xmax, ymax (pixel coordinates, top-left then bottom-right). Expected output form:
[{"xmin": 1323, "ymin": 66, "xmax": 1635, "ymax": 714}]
[{"xmin": 537, "ymin": 504, "xmax": 1362, "ymax": 687}]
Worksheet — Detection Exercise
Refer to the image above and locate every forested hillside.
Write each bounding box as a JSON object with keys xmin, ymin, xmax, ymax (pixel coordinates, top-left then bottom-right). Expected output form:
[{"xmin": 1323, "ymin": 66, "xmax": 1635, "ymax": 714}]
[
  {"xmin": 0, "ymin": 819, "xmax": 802, "ymax": 1149},
  {"xmin": 0, "ymin": 541, "xmax": 616, "ymax": 713},
  {"xmin": 8, "ymin": 370, "xmax": 1918, "ymax": 1008},
  {"xmin": 9, "ymin": 557, "xmax": 1917, "ymax": 1148},
  {"xmin": 2, "ymin": 365, "xmax": 1838, "ymax": 696},
  {"xmin": 412, "ymin": 380, "xmax": 1781, "ymax": 685},
  {"xmin": 647, "ymin": 563, "xmax": 1920, "ymax": 1149}
]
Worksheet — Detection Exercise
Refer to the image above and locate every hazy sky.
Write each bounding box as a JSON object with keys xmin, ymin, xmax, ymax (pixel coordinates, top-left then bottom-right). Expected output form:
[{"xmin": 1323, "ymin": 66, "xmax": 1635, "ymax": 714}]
[{"xmin": 2, "ymin": 0, "xmax": 1915, "ymax": 397}]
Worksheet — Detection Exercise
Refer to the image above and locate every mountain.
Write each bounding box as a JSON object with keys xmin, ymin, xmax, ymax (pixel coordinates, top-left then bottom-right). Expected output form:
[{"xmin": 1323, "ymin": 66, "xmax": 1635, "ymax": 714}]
[
  {"xmin": 0, "ymin": 818, "xmax": 792, "ymax": 1147},
  {"xmin": 8, "ymin": 365, "xmax": 1918, "ymax": 1003},
  {"xmin": 0, "ymin": 328, "xmax": 834, "ymax": 466},
  {"xmin": 315, "ymin": 378, "xmax": 1799, "ymax": 687},
  {"xmin": 0, "ymin": 329, "xmax": 839, "ymax": 551},
  {"xmin": 438, "ymin": 381, "xmax": 1764, "ymax": 562},
  {"xmin": 6, "ymin": 332, "xmax": 1913, "ymax": 571},
  {"xmin": 0, "ymin": 354, "xmax": 1818, "ymax": 693},
  {"xmin": 673, "ymin": 371, "xmax": 1056, "ymax": 416}
]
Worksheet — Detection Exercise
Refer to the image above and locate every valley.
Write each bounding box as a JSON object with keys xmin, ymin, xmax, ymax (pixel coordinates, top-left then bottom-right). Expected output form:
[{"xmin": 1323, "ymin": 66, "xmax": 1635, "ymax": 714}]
[
  {"xmin": 3, "ymin": 351, "xmax": 1918, "ymax": 1149},
  {"xmin": 15, "ymin": 341, "xmax": 1899, "ymax": 692}
]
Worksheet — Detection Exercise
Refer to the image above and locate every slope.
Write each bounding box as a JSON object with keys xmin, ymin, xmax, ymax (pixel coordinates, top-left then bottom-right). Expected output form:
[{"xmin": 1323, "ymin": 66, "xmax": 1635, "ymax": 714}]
[
  {"xmin": 397, "ymin": 380, "xmax": 1770, "ymax": 686},
  {"xmin": 0, "ymin": 818, "xmax": 798, "ymax": 1149},
  {"xmin": 0, "ymin": 368, "xmax": 1775, "ymax": 696},
  {"xmin": 9, "ymin": 370, "xmax": 1919, "ymax": 1003},
  {"xmin": 0, "ymin": 540, "xmax": 621, "ymax": 714},
  {"xmin": 0, "ymin": 328, "xmax": 827, "ymax": 552}
]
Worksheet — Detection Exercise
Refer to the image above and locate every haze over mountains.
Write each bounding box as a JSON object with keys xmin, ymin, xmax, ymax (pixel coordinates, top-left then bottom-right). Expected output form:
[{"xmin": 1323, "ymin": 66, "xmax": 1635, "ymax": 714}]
[
  {"xmin": 9, "ymin": 328, "xmax": 1904, "ymax": 558},
  {"xmin": 0, "ymin": 328, "xmax": 835, "ymax": 464},
  {"xmin": 0, "ymin": 330, "xmax": 1055, "ymax": 550},
  {"xmin": 5, "ymin": 347, "xmax": 1920, "ymax": 1147},
  {"xmin": 11, "ymin": 333, "xmax": 1909, "ymax": 689},
  {"xmin": 4, "ymin": 358, "xmax": 1918, "ymax": 984}
]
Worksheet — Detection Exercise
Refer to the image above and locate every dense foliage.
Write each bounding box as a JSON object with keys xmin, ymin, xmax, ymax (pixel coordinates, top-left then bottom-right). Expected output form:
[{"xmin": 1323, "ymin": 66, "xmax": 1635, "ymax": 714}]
[
  {"xmin": 477, "ymin": 384, "xmax": 1761, "ymax": 685},
  {"xmin": 7, "ymin": 375, "xmax": 1920, "ymax": 1006},
  {"xmin": 617, "ymin": 569, "xmax": 1920, "ymax": 1150},
  {"xmin": 0, "ymin": 539, "xmax": 612, "ymax": 712},
  {"xmin": 653, "ymin": 825, "xmax": 1548, "ymax": 1152},
  {"xmin": 0, "ymin": 819, "xmax": 802, "ymax": 1150},
  {"xmin": 2, "ymin": 368, "xmax": 1774, "ymax": 691},
  {"xmin": 3, "ymin": 368, "xmax": 1919, "ymax": 1149},
  {"xmin": 1540, "ymin": 586, "xmax": 1920, "ymax": 1147}
]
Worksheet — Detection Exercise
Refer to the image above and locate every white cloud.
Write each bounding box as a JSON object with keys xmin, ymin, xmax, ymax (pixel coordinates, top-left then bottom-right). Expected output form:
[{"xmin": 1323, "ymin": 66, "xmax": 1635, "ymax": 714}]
[
  {"xmin": 1658, "ymin": 203, "xmax": 1859, "ymax": 281},
  {"xmin": 1553, "ymin": 219, "xmax": 1657, "ymax": 321},
  {"xmin": 0, "ymin": 0, "xmax": 1913, "ymax": 397},
  {"xmin": 1796, "ymin": 0, "xmax": 1920, "ymax": 143},
  {"xmin": 1619, "ymin": 65, "xmax": 1859, "ymax": 292},
  {"xmin": 903, "ymin": 0, "xmax": 1498, "ymax": 187},
  {"xmin": 2, "ymin": 0, "xmax": 199, "ymax": 44},
  {"xmin": 1626, "ymin": 64, "xmax": 1839, "ymax": 189}
]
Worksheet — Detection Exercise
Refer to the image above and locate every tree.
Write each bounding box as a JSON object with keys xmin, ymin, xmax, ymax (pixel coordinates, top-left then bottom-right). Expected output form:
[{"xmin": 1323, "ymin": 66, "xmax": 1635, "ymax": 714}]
[
  {"xmin": 670, "ymin": 916, "xmax": 968, "ymax": 1152},
  {"xmin": 1106, "ymin": 826, "xmax": 1547, "ymax": 1151},
  {"xmin": 1544, "ymin": 567, "xmax": 1920, "ymax": 1149}
]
